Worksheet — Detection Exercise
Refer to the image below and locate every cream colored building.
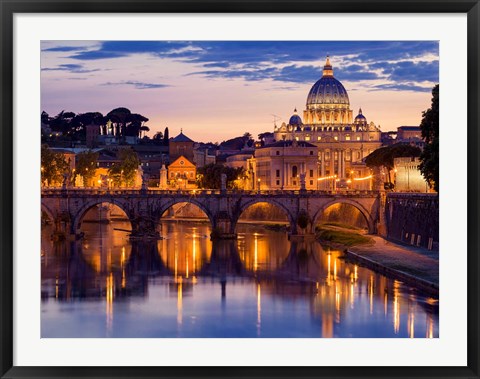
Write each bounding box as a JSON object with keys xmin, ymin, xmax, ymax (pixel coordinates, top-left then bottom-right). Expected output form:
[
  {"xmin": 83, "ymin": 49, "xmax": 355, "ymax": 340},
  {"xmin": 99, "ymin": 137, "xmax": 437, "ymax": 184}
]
[
  {"xmin": 248, "ymin": 141, "xmax": 319, "ymax": 190},
  {"xmin": 393, "ymin": 157, "xmax": 429, "ymax": 192},
  {"xmin": 273, "ymin": 57, "xmax": 382, "ymax": 181}
]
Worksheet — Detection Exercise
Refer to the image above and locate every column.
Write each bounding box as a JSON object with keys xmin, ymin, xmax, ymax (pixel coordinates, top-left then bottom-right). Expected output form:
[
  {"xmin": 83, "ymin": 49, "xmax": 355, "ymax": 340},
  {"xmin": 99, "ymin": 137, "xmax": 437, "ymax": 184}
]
[
  {"xmin": 341, "ymin": 150, "xmax": 346, "ymax": 178},
  {"xmin": 321, "ymin": 151, "xmax": 325, "ymax": 177},
  {"xmin": 330, "ymin": 151, "xmax": 335, "ymax": 176}
]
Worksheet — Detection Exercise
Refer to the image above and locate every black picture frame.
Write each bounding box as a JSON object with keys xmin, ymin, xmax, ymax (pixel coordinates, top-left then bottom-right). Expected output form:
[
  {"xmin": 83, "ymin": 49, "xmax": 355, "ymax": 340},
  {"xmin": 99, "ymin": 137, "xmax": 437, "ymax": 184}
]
[{"xmin": 1, "ymin": 1, "xmax": 479, "ymax": 378}]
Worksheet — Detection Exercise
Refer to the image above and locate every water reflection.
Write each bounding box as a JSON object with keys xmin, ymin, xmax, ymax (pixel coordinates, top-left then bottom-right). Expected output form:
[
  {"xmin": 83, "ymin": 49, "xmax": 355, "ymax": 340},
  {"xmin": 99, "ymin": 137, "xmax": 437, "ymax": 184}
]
[{"xmin": 41, "ymin": 221, "xmax": 439, "ymax": 338}]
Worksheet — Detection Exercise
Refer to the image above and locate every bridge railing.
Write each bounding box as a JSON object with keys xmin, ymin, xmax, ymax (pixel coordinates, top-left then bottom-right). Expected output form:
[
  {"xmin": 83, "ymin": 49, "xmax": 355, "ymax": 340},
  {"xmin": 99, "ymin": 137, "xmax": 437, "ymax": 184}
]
[{"xmin": 41, "ymin": 187, "xmax": 380, "ymax": 197}]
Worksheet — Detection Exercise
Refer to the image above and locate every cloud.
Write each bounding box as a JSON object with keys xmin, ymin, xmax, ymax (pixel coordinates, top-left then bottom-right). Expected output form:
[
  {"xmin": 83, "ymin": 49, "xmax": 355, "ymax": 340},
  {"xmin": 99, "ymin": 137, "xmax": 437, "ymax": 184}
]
[
  {"xmin": 43, "ymin": 46, "xmax": 89, "ymax": 52},
  {"xmin": 47, "ymin": 40, "xmax": 439, "ymax": 93},
  {"xmin": 370, "ymin": 83, "xmax": 433, "ymax": 92},
  {"xmin": 102, "ymin": 81, "xmax": 170, "ymax": 89},
  {"xmin": 41, "ymin": 64, "xmax": 100, "ymax": 73}
]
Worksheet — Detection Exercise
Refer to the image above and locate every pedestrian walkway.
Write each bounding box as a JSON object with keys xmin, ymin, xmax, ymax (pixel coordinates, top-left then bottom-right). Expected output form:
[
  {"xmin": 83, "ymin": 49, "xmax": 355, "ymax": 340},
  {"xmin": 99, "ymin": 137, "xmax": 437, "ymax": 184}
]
[{"xmin": 347, "ymin": 236, "xmax": 439, "ymax": 286}]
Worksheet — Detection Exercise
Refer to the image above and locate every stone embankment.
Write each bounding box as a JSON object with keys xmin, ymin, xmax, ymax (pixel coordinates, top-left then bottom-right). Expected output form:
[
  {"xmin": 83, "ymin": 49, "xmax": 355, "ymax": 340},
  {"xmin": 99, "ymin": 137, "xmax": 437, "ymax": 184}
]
[{"xmin": 344, "ymin": 236, "xmax": 439, "ymax": 297}]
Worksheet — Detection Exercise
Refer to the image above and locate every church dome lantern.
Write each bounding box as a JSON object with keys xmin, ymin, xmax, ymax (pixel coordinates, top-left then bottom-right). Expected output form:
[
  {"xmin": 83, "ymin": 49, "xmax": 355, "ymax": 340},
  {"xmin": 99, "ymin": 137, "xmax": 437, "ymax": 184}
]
[
  {"xmin": 288, "ymin": 108, "xmax": 303, "ymax": 126},
  {"xmin": 354, "ymin": 108, "xmax": 367, "ymax": 125}
]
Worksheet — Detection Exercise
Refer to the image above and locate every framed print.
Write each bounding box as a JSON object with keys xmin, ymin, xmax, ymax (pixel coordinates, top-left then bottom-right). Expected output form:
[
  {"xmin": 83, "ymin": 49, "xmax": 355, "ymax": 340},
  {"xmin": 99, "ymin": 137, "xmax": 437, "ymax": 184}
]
[{"xmin": 1, "ymin": 1, "xmax": 479, "ymax": 378}]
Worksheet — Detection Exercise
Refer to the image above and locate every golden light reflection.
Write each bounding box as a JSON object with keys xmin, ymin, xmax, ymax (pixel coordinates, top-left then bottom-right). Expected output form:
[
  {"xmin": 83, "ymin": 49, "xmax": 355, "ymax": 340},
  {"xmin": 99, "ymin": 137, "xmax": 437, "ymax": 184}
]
[
  {"xmin": 333, "ymin": 258, "xmax": 337, "ymax": 281},
  {"xmin": 254, "ymin": 233, "xmax": 258, "ymax": 272},
  {"xmin": 55, "ymin": 277, "xmax": 59, "ymax": 299},
  {"xmin": 106, "ymin": 272, "xmax": 114, "ymax": 334},
  {"xmin": 350, "ymin": 283, "xmax": 354, "ymax": 309},
  {"xmin": 335, "ymin": 283, "xmax": 341, "ymax": 323},
  {"xmin": 408, "ymin": 312, "xmax": 415, "ymax": 338},
  {"xmin": 192, "ymin": 229, "xmax": 196, "ymax": 274},
  {"xmin": 177, "ymin": 280, "xmax": 183, "ymax": 326},
  {"xmin": 384, "ymin": 292, "xmax": 388, "ymax": 317},
  {"xmin": 369, "ymin": 276, "xmax": 374, "ymax": 315},
  {"xmin": 121, "ymin": 246, "xmax": 126, "ymax": 289},
  {"xmin": 426, "ymin": 313, "xmax": 434, "ymax": 338},
  {"xmin": 393, "ymin": 281, "xmax": 400, "ymax": 334},
  {"xmin": 327, "ymin": 253, "xmax": 331, "ymax": 286}
]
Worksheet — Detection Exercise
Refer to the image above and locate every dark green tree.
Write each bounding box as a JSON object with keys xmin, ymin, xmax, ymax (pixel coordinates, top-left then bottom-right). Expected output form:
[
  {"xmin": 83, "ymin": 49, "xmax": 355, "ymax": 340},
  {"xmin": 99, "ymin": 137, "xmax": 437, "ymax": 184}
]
[
  {"xmin": 196, "ymin": 163, "xmax": 244, "ymax": 189},
  {"xmin": 108, "ymin": 148, "xmax": 140, "ymax": 187},
  {"xmin": 419, "ymin": 84, "xmax": 439, "ymax": 191},
  {"xmin": 41, "ymin": 145, "xmax": 70, "ymax": 186},
  {"xmin": 76, "ymin": 150, "xmax": 99, "ymax": 187}
]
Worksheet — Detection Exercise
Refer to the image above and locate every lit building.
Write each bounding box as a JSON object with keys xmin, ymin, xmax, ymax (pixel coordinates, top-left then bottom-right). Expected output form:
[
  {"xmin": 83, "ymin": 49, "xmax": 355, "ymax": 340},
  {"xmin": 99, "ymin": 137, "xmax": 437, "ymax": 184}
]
[
  {"xmin": 273, "ymin": 57, "xmax": 382, "ymax": 181},
  {"xmin": 167, "ymin": 155, "xmax": 197, "ymax": 189},
  {"xmin": 393, "ymin": 157, "xmax": 429, "ymax": 192},
  {"xmin": 248, "ymin": 140, "xmax": 319, "ymax": 190},
  {"xmin": 169, "ymin": 130, "xmax": 195, "ymax": 163}
]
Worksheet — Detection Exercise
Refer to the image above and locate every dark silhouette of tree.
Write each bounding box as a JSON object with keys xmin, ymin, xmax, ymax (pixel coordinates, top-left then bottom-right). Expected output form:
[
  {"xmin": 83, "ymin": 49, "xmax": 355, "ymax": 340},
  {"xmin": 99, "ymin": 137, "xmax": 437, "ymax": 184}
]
[
  {"xmin": 41, "ymin": 111, "xmax": 50, "ymax": 124},
  {"xmin": 419, "ymin": 84, "xmax": 439, "ymax": 191},
  {"xmin": 153, "ymin": 131, "xmax": 164, "ymax": 145},
  {"xmin": 196, "ymin": 163, "xmax": 244, "ymax": 189},
  {"xmin": 163, "ymin": 127, "xmax": 169, "ymax": 145}
]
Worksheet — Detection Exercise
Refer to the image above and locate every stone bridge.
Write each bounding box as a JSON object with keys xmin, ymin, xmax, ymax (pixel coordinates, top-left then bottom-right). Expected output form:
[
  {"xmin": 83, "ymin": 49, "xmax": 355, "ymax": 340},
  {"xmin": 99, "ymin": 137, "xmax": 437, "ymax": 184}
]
[{"xmin": 41, "ymin": 188, "xmax": 382, "ymax": 240}]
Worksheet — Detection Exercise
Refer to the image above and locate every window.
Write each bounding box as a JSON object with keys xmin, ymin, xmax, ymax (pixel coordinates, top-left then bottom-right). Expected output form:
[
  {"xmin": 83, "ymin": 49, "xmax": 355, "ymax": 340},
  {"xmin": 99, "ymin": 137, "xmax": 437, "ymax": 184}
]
[
  {"xmin": 295, "ymin": 137, "xmax": 300, "ymax": 141},
  {"xmin": 334, "ymin": 136, "xmax": 338, "ymax": 141},
  {"xmin": 310, "ymin": 151, "xmax": 314, "ymax": 155},
  {"xmin": 356, "ymin": 136, "xmax": 361, "ymax": 141},
  {"xmin": 276, "ymin": 169, "xmax": 280, "ymax": 178},
  {"xmin": 317, "ymin": 136, "xmax": 322, "ymax": 141},
  {"xmin": 305, "ymin": 136, "xmax": 311, "ymax": 141},
  {"xmin": 309, "ymin": 169, "xmax": 314, "ymax": 177},
  {"xmin": 345, "ymin": 135, "xmax": 351, "ymax": 141},
  {"xmin": 310, "ymin": 180, "xmax": 313, "ymax": 185},
  {"xmin": 292, "ymin": 166, "xmax": 298, "ymax": 178},
  {"xmin": 276, "ymin": 151, "xmax": 280, "ymax": 155},
  {"xmin": 276, "ymin": 180, "xmax": 280, "ymax": 185},
  {"xmin": 357, "ymin": 152, "xmax": 361, "ymax": 159}
]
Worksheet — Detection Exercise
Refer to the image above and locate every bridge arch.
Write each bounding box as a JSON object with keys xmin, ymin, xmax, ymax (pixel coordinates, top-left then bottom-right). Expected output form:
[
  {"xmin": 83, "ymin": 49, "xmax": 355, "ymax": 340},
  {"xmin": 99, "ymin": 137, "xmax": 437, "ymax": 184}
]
[
  {"xmin": 72, "ymin": 199, "xmax": 133, "ymax": 234},
  {"xmin": 232, "ymin": 198, "xmax": 296, "ymax": 234},
  {"xmin": 156, "ymin": 198, "xmax": 216, "ymax": 229},
  {"xmin": 41, "ymin": 202, "xmax": 56, "ymax": 222},
  {"xmin": 312, "ymin": 198, "xmax": 376, "ymax": 234}
]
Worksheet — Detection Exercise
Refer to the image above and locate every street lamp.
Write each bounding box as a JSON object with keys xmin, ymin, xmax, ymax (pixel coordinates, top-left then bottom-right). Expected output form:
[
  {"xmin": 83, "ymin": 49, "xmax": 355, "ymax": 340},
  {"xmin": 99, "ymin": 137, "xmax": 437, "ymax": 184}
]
[
  {"xmin": 257, "ymin": 178, "xmax": 261, "ymax": 191},
  {"xmin": 317, "ymin": 177, "xmax": 321, "ymax": 191}
]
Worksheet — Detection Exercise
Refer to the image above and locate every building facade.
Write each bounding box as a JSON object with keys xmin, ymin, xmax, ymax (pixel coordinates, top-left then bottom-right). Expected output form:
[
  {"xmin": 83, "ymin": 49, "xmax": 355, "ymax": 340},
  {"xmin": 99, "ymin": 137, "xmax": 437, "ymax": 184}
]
[
  {"xmin": 272, "ymin": 57, "xmax": 382, "ymax": 181},
  {"xmin": 248, "ymin": 141, "xmax": 319, "ymax": 191}
]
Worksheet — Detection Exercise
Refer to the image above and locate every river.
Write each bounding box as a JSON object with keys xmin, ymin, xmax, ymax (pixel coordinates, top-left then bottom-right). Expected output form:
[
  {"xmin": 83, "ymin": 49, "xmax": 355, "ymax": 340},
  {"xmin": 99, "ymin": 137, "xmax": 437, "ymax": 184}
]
[{"xmin": 41, "ymin": 220, "xmax": 439, "ymax": 338}]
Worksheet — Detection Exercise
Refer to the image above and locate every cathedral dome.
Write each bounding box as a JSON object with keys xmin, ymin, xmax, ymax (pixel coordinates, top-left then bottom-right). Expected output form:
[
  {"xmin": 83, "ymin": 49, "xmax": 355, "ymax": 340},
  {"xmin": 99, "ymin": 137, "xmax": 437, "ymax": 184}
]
[
  {"xmin": 288, "ymin": 108, "xmax": 303, "ymax": 126},
  {"xmin": 306, "ymin": 56, "xmax": 350, "ymax": 109},
  {"xmin": 354, "ymin": 108, "xmax": 367, "ymax": 124}
]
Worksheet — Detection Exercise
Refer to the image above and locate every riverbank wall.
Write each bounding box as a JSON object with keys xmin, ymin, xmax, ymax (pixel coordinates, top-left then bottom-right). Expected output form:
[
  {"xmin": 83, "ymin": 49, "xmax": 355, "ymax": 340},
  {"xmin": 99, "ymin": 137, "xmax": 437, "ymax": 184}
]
[{"xmin": 385, "ymin": 193, "xmax": 439, "ymax": 251}]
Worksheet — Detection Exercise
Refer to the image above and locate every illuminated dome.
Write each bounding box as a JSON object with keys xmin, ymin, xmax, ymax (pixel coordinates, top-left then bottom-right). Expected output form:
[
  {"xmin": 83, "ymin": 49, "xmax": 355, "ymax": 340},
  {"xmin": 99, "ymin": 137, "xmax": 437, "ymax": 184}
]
[
  {"xmin": 288, "ymin": 108, "xmax": 303, "ymax": 126},
  {"xmin": 354, "ymin": 108, "xmax": 367, "ymax": 124},
  {"xmin": 306, "ymin": 56, "xmax": 350, "ymax": 110}
]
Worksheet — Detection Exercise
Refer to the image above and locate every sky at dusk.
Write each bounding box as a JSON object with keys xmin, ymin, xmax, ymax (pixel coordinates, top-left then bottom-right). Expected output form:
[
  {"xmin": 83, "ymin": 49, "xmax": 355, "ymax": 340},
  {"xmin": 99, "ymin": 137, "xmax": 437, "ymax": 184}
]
[{"xmin": 41, "ymin": 41, "xmax": 439, "ymax": 143}]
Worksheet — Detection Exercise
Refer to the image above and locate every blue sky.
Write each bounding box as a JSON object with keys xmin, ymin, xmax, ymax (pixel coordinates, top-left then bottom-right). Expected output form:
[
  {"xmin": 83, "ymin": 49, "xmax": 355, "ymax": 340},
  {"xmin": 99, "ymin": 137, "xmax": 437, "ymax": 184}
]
[{"xmin": 41, "ymin": 41, "xmax": 439, "ymax": 142}]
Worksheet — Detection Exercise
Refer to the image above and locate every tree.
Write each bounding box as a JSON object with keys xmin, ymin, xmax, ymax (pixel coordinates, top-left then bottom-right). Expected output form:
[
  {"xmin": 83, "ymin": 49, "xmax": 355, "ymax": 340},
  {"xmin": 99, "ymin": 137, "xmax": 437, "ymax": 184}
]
[
  {"xmin": 108, "ymin": 148, "xmax": 140, "ymax": 187},
  {"xmin": 41, "ymin": 145, "xmax": 70, "ymax": 186},
  {"xmin": 365, "ymin": 143, "xmax": 421, "ymax": 185},
  {"xmin": 76, "ymin": 150, "xmax": 99, "ymax": 187},
  {"xmin": 196, "ymin": 163, "xmax": 244, "ymax": 189},
  {"xmin": 419, "ymin": 84, "xmax": 439, "ymax": 191},
  {"xmin": 163, "ymin": 127, "xmax": 169, "ymax": 145}
]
